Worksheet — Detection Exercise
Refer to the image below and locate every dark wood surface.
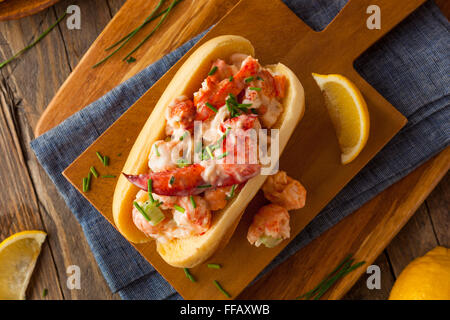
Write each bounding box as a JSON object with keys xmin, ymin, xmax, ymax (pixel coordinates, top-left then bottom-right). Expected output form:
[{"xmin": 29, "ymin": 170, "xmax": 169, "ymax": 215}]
[{"xmin": 0, "ymin": 0, "xmax": 448, "ymax": 300}]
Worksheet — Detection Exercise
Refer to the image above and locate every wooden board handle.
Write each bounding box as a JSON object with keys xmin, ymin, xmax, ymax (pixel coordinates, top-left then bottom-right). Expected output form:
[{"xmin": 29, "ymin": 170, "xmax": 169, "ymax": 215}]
[{"xmin": 322, "ymin": 0, "xmax": 426, "ymax": 62}]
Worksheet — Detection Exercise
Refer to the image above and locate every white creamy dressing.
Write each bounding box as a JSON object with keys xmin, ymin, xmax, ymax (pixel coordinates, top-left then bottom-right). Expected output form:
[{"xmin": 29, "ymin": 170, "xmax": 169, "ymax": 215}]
[
  {"xmin": 202, "ymin": 105, "xmax": 230, "ymax": 144},
  {"xmin": 148, "ymin": 140, "xmax": 177, "ymax": 172}
]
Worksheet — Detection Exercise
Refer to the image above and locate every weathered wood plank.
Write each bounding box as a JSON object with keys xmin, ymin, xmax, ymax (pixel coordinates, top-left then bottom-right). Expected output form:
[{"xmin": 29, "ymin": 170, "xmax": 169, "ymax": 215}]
[
  {"xmin": 0, "ymin": 1, "xmax": 120, "ymax": 299},
  {"xmin": 385, "ymin": 203, "xmax": 439, "ymax": 277},
  {"xmin": 425, "ymin": 174, "xmax": 449, "ymax": 247},
  {"xmin": 0, "ymin": 7, "xmax": 67, "ymax": 301}
]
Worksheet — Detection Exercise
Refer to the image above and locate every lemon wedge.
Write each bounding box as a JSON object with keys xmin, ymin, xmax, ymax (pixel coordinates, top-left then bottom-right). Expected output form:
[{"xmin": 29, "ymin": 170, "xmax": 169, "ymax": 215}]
[
  {"xmin": 0, "ymin": 230, "xmax": 47, "ymax": 300},
  {"xmin": 312, "ymin": 73, "xmax": 370, "ymax": 164}
]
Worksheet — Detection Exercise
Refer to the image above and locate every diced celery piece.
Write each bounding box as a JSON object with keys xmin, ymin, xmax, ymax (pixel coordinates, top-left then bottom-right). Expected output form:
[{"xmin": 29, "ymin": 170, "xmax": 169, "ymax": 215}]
[
  {"xmin": 142, "ymin": 201, "xmax": 165, "ymax": 226},
  {"xmin": 258, "ymin": 236, "xmax": 283, "ymax": 248}
]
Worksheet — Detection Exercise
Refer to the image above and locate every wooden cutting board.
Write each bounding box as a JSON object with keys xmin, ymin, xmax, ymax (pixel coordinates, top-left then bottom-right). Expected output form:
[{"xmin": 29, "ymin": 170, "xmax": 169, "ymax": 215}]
[
  {"xmin": 59, "ymin": 0, "xmax": 432, "ymax": 300},
  {"xmin": 0, "ymin": 0, "xmax": 59, "ymax": 21}
]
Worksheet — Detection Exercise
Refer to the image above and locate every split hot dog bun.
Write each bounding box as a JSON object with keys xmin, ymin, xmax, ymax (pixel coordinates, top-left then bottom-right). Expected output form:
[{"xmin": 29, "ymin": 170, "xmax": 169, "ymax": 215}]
[{"xmin": 112, "ymin": 35, "xmax": 305, "ymax": 267}]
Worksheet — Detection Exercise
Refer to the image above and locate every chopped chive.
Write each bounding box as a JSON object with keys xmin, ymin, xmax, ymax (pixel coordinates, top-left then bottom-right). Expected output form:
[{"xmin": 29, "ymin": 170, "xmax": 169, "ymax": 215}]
[
  {"xmin": 122, "ymin": 0, "xmax": 178, "ymax": 62},
  {"xmin": 190, "ymin": 195, "xmax": 196, "ymax": 209},
  {"xmin": 177, "ymin": 158, "xmax": 189, "ymax": 168},
  {"xmin": 251, "ymin": 108, "xmax": 258, "ymax": 114},
  {"xmin": 86, "ymin": 171, "xmax": 92, "ymax": 189},
  {"xmin": 117, "ymin": 153, "xmax": 122, "ymax": 157},
  {"xmin": 216, "ymin": 151, "xmax": 228, "ymax": 160},
  {"xmin": 208, "ymin": 66, "xmax": 218, "ymax": 76},
  {"xmin": 174, "ymin": 205, "xmax": 185, "ymax": 213},
  {"xmin": 227, "ymin": 184, "xmax": 236, "ymax": 200},
  {"xmin": 148, "ymin": 179, "xmax": 155, "ymax": 203},
  {"xmin": 179, "ymin": 131, "xmax": 188, "ymax": 141},
  {"xmin": 184, "ymin": 268, "xmax": 196, "ymax": 282},
  {"xmin": 105, "ymin": 0, "xmax": 183, "ymax": 52},
  {"xmin": 169, "ymin": 176, "xmax": 175, "ymax": 185},
  {"xmin": 244, "ymin": 76, "xmax": 254, "ymax": 83},
  {"xmin": 206, "ymin": 146, "xmax": 214, "ymax": 159},
  {"xmin": 296, "ymin": 254, "xmax": 365, "ymax": 300},
  {"xmin": 207, "ymin": 263, "xmax": 221, "ymax": 269},
  {"xmin": 197, "ymin": 184, "xmax": 212, "ymax": 189},
  {"xmin": 133, "ymin": 201, "xmax": 151, "ymax": 221},
  {"xmin": 205, "ymin": 102, "xmax": 218, "ymax": 113},
  {"xmin": 154, "ymin": 144, "xmax": 161, "ymax": 156},
  {"xmin": 93, "ymin": 0, "xmax": 166, "ymax": 68},
  {"xmin": 82, "ymin": 177, "xmax": 87, "ymax": 192},
  {"xmin": 0, "ymin": 13, "xmax": 67, "ymax": 70},
  {"xmin": 213, "ymin": 280, "xmax": 231, "ymax": 298},
  {"xmin": 103, "ymin": 156, "xmax": 110, "ymax": 166},
  {"xmin": 101, "ymin": 175, "xmax": 116, "ymax": 178},
  {"xmin": 229, "ymin": 76, "xmax": 233, "ymax": 82},
  {"xmin": 257, "ymin": 76, "xmax": 264, "ymax": 81},
  {"xmin": 90, "ymin": 166, "xmax": 99, "ymax": 178},
  {"xmin": 156, "ymin": 201, "xmax": 163, "ymax": 207},
  {"xmin": 96, "ymin": 151, "xmax": 104, "ymax": 164},
  {"xmin": 249, "ymin": 87, "xmax": 261, "ymax": 91},
  {"xmin": 126, "ymin": 56, "xmax": 136, "ymax": 63},
  {"xmin": 42, "ymin": 288, "xmax": 48, "ymax": 298}
]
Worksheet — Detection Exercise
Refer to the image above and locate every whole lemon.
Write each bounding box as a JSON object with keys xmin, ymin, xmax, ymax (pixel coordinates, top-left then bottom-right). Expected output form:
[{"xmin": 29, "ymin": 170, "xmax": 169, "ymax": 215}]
[{"xmin": 389, "ymin": 246, "xmax": 449, "ymax": 300}]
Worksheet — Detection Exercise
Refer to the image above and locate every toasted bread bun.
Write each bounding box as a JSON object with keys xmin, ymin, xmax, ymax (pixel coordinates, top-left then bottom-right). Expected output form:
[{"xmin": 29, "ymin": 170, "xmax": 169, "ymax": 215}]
[{"xmin": 113, "ymin": 35, "xmax": 305, "ymax": 267}]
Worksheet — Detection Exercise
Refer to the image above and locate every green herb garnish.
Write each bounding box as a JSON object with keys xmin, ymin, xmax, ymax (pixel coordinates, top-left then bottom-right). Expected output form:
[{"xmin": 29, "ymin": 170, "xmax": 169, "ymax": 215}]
[
  {"xmin": 249, "ymin": 87, "xmax": 261, "ymax": 91},
  {"xmin": 205, "ymin": 102, "xmax": 218, "ymax": 113},
  {"xmin": 229, "ymin": 76, "xmax": 233, "ymax": 82},
  {"xmin": 179, "ymin": 131, "xmax": 188, "ymax": 141},
  {"xmin": 296, "ymin": 254, "xmax": 365, "ymax": 300},
  {"xmin": 213, "ymin": 280, "xmax": 231, "ymax": 298},
  {"xmin": 207, "ymin": 263, "xmax": 221, "ymax": 269},
  {"xmin": 90, "ymin": 166, "xmax": 99, "ymax": 178},
  {"xmin": 208, "ymin": 66, "xmax": 218, "ymax": 76},
  {"xmin": 103, "ymin": 156, "xmax": 109, "ymax": 166},
  {"xmin": 122, "ymin": 0, "xmax": 178, "ymax": 62},
  {"xmin": 96, "ymin": 151, "xmax": 105, "ymax": 164},
  {"xmin": 205, "ymin": 146, "xmax": 214, "ymax": 159},
  {"xmin": 197, "ymin": 184, "xmax": 212, "ymax": 189},
  {"xmin": 105, "ymin": 0, "xmax": 184, "ymax": 51},
  {"xmin": 216, "ymin": 151, "xmax": 229, "ymax": 160},
  {"xmin": 226, "ymin": 184, "xmax": 236, "ymax": 200},
  {"xmin": 169, "ymin": 176, "xmax": 175, "ymax": 185},
  {"xmin": 82, "ymin": 177, "xmax": 88, "ymax": 192},
  {"xmin": 245, "ymin": 76, "xmax": 254, "ymax": 83},
  {"xmin": 190, "ymin": 195, "xmax": 196, "ymax": 209},
  {"xmin": 101, "ymin": 175, "xmax": 116, "ymax": 178},
  {"xmin": 86, "ymin": 172, "xmax": 92, "ymax": 190},
  {"xmin": 174, "ymin": 205, "xmax": 185, "ymax": 213},
  {"xmin": 177, "ymin": 158, "xmax": 189, "ymax": 168},
  {"xmin": 0, "ymin": 13, "xmax": 67, "ymax": 70},
  {"xmin": 126, "ymin": 56, "xmax": 136, "ymax": 63},
  {"xmin": 184, "ymin": 268, "xmax": 196, "ymax": 282},
  {"xmin": 133, "ymin": 201, "xmax": 151, "ymax": 221},
  {"xmin": 93, "ymin": 0, "xmax": 166, "ymax": 68},
  {"xmin": 148, "ymin": 179, "xmax": 155, "ymax": 203},
  {"xmin": 154, "ymin": 144, "xmax": 161, "ymax": 156},
  {"xmin": 257, "ymin": 76, "xmax": 264, "ymax": 81},
  {"xmin": 42, "ymin": 288, "xmax": 48, "ymax": 298}
]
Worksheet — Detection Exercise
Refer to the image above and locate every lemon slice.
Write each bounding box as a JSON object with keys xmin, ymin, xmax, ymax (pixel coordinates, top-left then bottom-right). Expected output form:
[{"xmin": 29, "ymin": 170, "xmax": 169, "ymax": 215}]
[
  {"xmin": 312, "ymin": 73, "xmax": 370, "ymax": 164},
  {"xmin": 0, "ymin": 230, "xmax": 47, "ymax": 300}
]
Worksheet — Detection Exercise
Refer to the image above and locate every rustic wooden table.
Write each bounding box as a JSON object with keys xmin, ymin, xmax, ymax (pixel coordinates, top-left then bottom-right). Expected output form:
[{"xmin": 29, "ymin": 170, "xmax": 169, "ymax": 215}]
[{"xmin": 0, "ymin": 0, "xmax": 448, "ymax": 300}]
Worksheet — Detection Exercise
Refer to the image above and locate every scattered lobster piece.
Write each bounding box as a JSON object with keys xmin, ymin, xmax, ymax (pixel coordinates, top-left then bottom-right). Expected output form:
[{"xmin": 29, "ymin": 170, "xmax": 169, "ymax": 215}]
[
  {"xmin": 123, "ymin": 162, "xmax": 260, "ymax": 196},
  {"xmin": 194, "ymin": 56, "xmax": 261, "ymax": 121}
]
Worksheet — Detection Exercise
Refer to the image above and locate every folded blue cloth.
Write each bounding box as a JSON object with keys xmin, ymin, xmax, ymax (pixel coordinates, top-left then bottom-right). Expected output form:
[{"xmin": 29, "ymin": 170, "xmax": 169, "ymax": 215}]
[{"xmin": 30, "ymin": 0, "xmax": 449, "ymax": 300}]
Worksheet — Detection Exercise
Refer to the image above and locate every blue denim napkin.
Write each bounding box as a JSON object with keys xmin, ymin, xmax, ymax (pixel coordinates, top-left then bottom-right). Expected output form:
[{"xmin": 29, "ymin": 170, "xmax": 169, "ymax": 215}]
[{"xmin": 30, "ymin": 0, "xmax": 449, "ymax": 300}]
